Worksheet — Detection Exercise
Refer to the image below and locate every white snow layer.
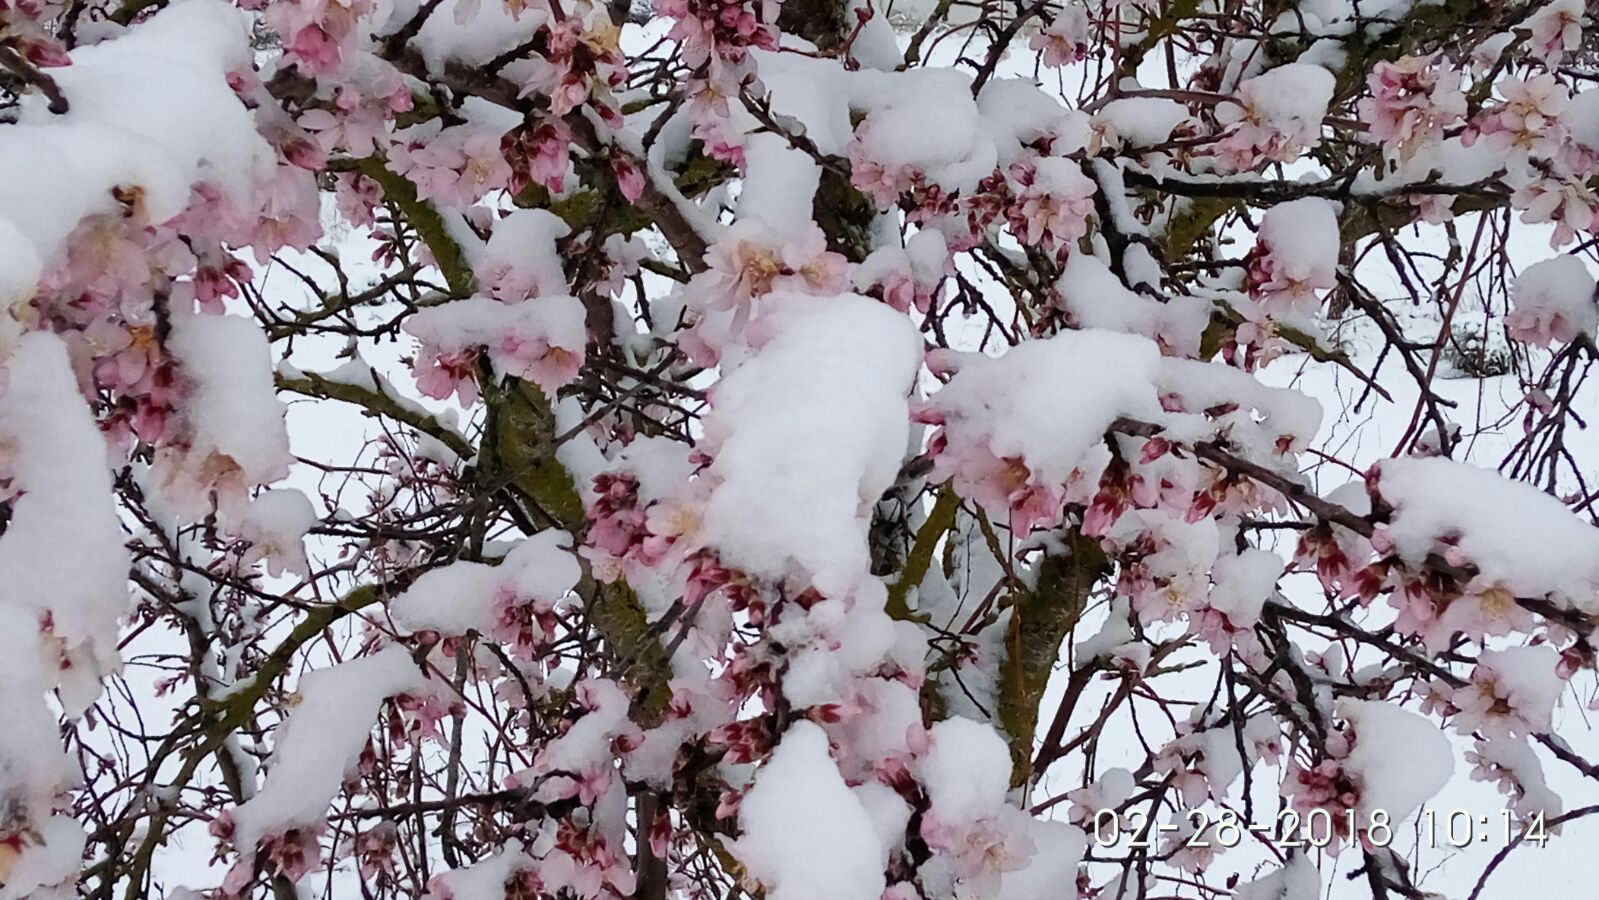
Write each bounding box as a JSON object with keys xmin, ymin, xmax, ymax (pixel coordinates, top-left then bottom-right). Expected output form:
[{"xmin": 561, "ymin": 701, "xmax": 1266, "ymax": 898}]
[
  {"xmin": 1375, "ymin": 456, "xmax": 1599, "ymax": 611},
  {"xmin": 0, "ymin": 333, "xmax": 130, "ymax": 894},
  {"xmin": 167, "ymin": 310, "xmax": 295, "ymax": 488},
  {"xmin": 389, "ymin": 530, "xmax": 581, "ymax": 635},
  {"xmin": 931, "ymin": 328, "xmax": 1164, "ymax": 485},
  {"xmin": 698, "ymin": 294, "xmax": 922, "ymax": 597},
  {"xmin": 230, "ymin": 645, "xmax": 428, "ymax": 849},
  {"xmin": 1339, "ymin": 698, "xmax": 1453, "ymax": 821},
  {"xmin": 0, "ymin": 332, "xmax": 130, "ymax": 706},
  {"xmin": 732, "ymin": 721, "xmax": 888, "ymax": 900}
]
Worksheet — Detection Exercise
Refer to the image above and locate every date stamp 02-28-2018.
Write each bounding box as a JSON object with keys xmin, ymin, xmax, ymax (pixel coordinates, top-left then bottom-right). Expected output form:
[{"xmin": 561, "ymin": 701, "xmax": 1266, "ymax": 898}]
[{"xmin": 1090, "ymin": 806, "xmax": 1553, "ymax": 851}]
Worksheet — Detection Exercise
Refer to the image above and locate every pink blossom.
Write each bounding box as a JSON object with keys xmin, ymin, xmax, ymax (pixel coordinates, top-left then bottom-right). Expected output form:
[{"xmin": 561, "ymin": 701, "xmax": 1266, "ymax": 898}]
[
  {"xmin": 255, "ymin": 106, "xmax": 329, "ymax": 172},
  {"xmin": 540, "ymin": 765, "xmax": 615, "ymax": 806},
  {"xmin": 1408, "ymin": 193, "xmax": 1455, "ymax": 225},
  {"xmin": 257, "ymin": 825, "xmax": 322, "ymax": 888},
  {"xmin": 697, "ymin": 224, "xmax": 847, "ymax": 323},
  {"xmin": 172, "ymin": 182, "xmax": 254, "ymax": 247},
  {"xmin": 520, "ymin": 63, "xmax": 588, "ymax": 118},
  {"xmin": 393, "ymin": 692, "xmax": 456, "ymax": 743},
  {"xmin": 333, "ymin": 172, "xmax": 385, "ymax": 228},
  {"xmin": 1, "ymin": 0, "xmax": 70, "ymax": 67},
  {"xmin": 390, "ymin": 128, "xmax": 512, "ymax": 208},
  {"xmin": 498, "ymin": 326, "xmax": 584, "ymax": 394},
  {"xmin": 581, "ymin": 469, "xmax": 699, "ymax": 588},
  {"xmin": 347, "ymin": 825, "xmax": 398, "ymax": 882},
  {"xmin": 1506, "ymin": 292, "xmax": 1590, "ymax": 346},
  {"xmin": 657, "ymin": 0, "xmax": 778, "ymax": 70},
  {"xmin": 595, "ymin": 233, "xmax": 646, "ymax": 296},
  {"xmin": 503, "ymin": 120, "xmax": 572, "ymax": 195},
  {"xmin": 251, "ymin": 165, "xmax": 323, "ymax": 261},
  {"xmin": 1504, "ymin": 254, "xmax": 1598, "ymax": 345},
  {"xmin": 1281, "ymin": 756, "xmax": 1359, "ymax": 852},
  {"xmin": 57, "ymin": 215, "xmax": 152, "ymax": 302},
  {"xmin": 1245, "ymin": 247, "xmax": 1336, "ymax": 316},
  {"xmin": 1438, "ymin": 579, "xmax": 1535, "ymax": 644},
  {"xmin": 489, "ymin": 585, "xmax": 559, "ymax": 660},
  {"xmin": 1245, "ymin": 198, "xmax": 1340, "ymax": 317},
  {"xmin": 930, "ymin": 443, "xmax": 1064, "ymax": 535},
  {"xmin": 1357, "ymin": 55, "xmax": 1466, "ymax": 163},
  {"xmin": 612, "ymin": 155, "xmax": 645, "ymax": 203},
  {"xmin": 298, "ymin": 75, "xmax": 401, "ymax": 158},
  {"xmin": 1469, "ymin": 74, "xmax": 1569, "ymax": 159},
  {"xmin": 1210, "ymin": 120, "xmax": 1282, "ymax": 173},
  {"xmin": 85, "ymin": 318, "xmax": 165, "ymax": 398},
  {"xmin": 919, "ymin": 811, "xmax": 1036, "ymax": 895},
  {"xmin": 413, "ymin": 347, "xmax": 482, "ymax": 405},
  {"xmin": 851, "ymin": 248, "xmax": 937, "ymax": 314},
  {"xmin": 284, "ymin": 24, "xmax": 343, "ymax": 74},
  {"xmin": 265, "ymin": 0, "xmax": 373, "ymax": 75},
  {"xmin": 1509, "ymin": 173, "xmax": 1598, "ymax": 248}
]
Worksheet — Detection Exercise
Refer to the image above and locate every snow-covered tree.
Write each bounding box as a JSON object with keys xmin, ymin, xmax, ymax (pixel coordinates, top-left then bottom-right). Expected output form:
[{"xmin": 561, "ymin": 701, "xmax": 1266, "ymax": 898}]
[{"xmin": 2, "ymin": 0, "xmax": 1599, "ymax": 897}]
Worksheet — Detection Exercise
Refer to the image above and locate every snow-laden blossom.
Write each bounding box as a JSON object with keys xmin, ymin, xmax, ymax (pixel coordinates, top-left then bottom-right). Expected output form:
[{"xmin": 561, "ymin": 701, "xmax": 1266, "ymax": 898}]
[
  {"xmin": 405, "ymin": 296, "xmax": 587, "ymax": 403},
  {"xmin": 848, "ymin": 139, "xmax": 917, "ymax": 209},
  {"xmin": 1279, "ymin": 701, "xmax": 1451, "ymax": 856},
  {"xmin": 1245, "ymin": 198, "xmax": 1340, "ymax": 317},
  {"xmin": 1212, "ymin": 64, "xmax": 1334, "ymax": 172},
  {"xmin": 694, "ymin": 223, "xmax": 848, "ymax": 324},
  {"xmin": 595, "ymin": 233, "xmax": 647, "ymax": 296},
  {"xmin": 921, "ymin": 430, "xmax": 1068, "ymax": 536},
  {"xmin": 472, "ymin": 209, "xmax": 571, "ymax": 302},
  {"xmin": 1466, "ymin": 736, "xmax": 1565, "ymax": 826},
  {"xmin": 918, "ymin": 330, "xmax": 1163, "ymax": 535},
  {"xmin": 849, "ymin": 230, "xmax": 948, "ymax": 315},
  {"xmin": 1448, "ymin": 647, "xmax": 1563, "ymax": 738},
  {"xmin": 489, "ymin": 581, "xmax": 562, "ymax": 661},
  {"xmin": 920, "ymin": 809, "xmax": 1037, "ymax": 893},
  {"xmin": 1526, "ymin": 0, "xmax": 1586, "ymax": 65},
  {"xmin": 18, "ymin": 3, "xmax": 1599, "ymax": 898},
  {"xmin": 233, "ymin": 489, "xmax": 317, "ymax": 579},
  {"xmin": 1063, "ymin": 768, "xmax": 1135, "ymax": 827},
  {"xmin": 1503, "ymin": 254, "xmax": 1598, "ymax": 346},
  {"xmin": 1104, "ymin": 514, "xmax": 1216, "ymax": 628},
  {"xmin": 1005, "ymin": 157, "xmax": 1097, "ymax": 254},
  {"xmin": 1030, "ymin": 4, "xmax": 1090, "ymax": 68}
]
